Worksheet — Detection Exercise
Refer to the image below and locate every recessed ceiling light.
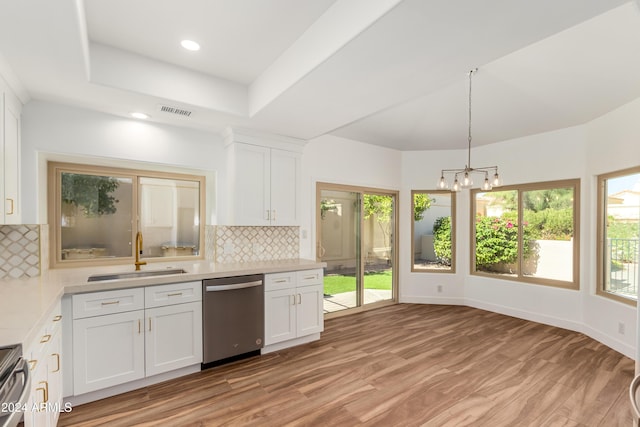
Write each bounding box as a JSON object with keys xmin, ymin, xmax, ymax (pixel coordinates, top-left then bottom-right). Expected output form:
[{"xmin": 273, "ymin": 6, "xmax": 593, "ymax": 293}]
[
  {"xmin": 181, "ymin": 39, "xmax": 200, "ymax": 51},
  {"xmin": 131, "ymin": 112, "xmax": 150, "ymax": 120}
]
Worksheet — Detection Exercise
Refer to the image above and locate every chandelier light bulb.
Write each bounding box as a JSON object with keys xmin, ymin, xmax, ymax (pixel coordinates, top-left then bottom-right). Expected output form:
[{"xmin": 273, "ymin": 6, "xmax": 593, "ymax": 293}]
[
  {"xmin": 482, "ymin": 175, "xmax": 492, "ymax": 191},
  {"xmin": 452, "ymin": 178, "xmax": 461, "ymax": 192},
  {"xmin": 462, "ymin": 172, "xmax": 473, "ymax": 188},
  {"xmin": 438, "ymin": 175, "xmax": 448, "ymax": 189},
  {"xmin": 492, "ymin": 172, "xmax": 502, "ymax": 187}
]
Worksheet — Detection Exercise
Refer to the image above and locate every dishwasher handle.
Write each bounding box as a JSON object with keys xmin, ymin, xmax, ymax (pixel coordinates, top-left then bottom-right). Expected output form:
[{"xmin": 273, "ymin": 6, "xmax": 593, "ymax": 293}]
[{"xmin": 205, "ymin": 280, "xmax": 262, "ymax": 292}]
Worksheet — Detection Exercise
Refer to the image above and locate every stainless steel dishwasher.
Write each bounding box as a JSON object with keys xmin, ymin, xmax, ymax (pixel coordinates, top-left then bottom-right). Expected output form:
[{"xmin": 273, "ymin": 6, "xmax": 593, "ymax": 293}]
[{"xmin": 202, "ymin": 274, "xmax": 264, "ymax": 368}]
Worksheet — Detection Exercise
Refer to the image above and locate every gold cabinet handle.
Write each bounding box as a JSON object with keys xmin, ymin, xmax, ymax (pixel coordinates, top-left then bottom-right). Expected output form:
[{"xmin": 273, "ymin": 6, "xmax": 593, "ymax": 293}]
[
  {"xmin": 303, "ymin": 275, "xmax": 316, "ymax": 280},
  {"xmin": 51, "ymin": 353, "xmax": 61, "ymax": 373},
  {"xmin": 272, "ymin": 210, "xmax": 276, "ymax": 221},
  {"xmin": 40, "ymin": 334, "xmax": 51, "ymax": 343},
  {"xmin": 36, "ymin": 380, "xmax": 49, "ymax": 406},
  {"xmin": 6, "ymin": 198, "xmax": 14, "ymax": 215},
  {"xmin": 274, "ymin": 279, "xmax": 288, "ymax": 284},
  {"xmin": 29, "ymin": 359, "xmax": 38, "ymax": 371},
  {"xmin": 53, "ymin": 315, "xmax": 62, "ymax": 322},
  {"xmin": 167, "ymin": 292, "xmax": 183, "ymax": 297},
  {"xmin": 101, "ymin": 300, "xmax": 120, "ymax": 306},
  {"xmin": 290, "ymin": 295, "xmax": 296, "ymax": 306},
  {"xmin": 297, "ymin": 294, "xmax": 302, "ymax": 305},
  {"xmin": 265, "ymin": 210, "xmax": 270, "ymax": 220},
  {"xmin": 138, "ymin": 319, "xmax": 141, "ymax": 334},
  {"xmin": 148, "ymin": 318, "xmax": 152, "ymax": 332}
]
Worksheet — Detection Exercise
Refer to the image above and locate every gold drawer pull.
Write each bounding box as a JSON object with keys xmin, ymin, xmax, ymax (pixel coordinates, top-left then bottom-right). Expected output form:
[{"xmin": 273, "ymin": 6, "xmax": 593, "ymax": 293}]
[
  {"xmin": 274, "ymin": 279, "xmax": 288, "ymax": 284},
  {"xmin": 6, "ymin": 198, "xmax": 14, "ymax": 215},
  {"xmin": 101, "ymin": 300, "xmax": 120, "ymax": 306},
  {"xmin": 29, "ymin": 359, "xmax": 38, "ymax": 371},
  {"xmin": 53, "ymin": 315, "xmax": 62, "ymax": 322},
  {"xmin": 51, "ymin": 353, "xmax": 61, "ymax": 373},
  {"xmin": 167, "ymin": 292, "xmax": 183, "ymax": 297},
  {"xmin": 40, "ymin": 334, "xmax": 51, "ymax": 343},
  {"xmin": 303, "ymin": 275, "xmax": 316, "ymax": 280},
  {"xmin": 36, "ymin": 381, "xmax": 49, "ymax": 406}
]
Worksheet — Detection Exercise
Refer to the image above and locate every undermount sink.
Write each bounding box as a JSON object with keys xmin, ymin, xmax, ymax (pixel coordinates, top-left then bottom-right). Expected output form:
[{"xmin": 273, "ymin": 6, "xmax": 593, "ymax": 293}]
[{"xmin": 87, "ymin": 268, "xmax": 188, "ymax": 282}]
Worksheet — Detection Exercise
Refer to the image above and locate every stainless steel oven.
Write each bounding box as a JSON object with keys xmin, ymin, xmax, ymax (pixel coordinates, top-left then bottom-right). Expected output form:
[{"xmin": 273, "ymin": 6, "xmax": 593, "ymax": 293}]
[
  {"xmin": 0, "ymin": 344, "xmax": 30, "ymax": 427},
  {"xmin": 202, "ymin": 275, "xmax": 264, "ymax": 368}
]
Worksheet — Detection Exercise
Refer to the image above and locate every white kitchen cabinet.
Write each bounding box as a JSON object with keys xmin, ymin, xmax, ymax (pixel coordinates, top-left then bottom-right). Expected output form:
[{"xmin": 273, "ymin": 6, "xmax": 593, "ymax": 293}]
[
  {"xmin": 224, "ymin": 128, "xmax": 304, "ymax": 226},
  {"xmin": 0, "ymin": 76, "xmax": 21, "ymax": 224},
  {"xmin": 264, "ymin": 269, "xmax": 324, "ymax": 347},
  {"xmin": 24, "ymin": 302, "xmax": 64, "ymax": 427},
  {"xmin": 72, "ymin": 310, "xmax": 145, "ymax": 395},
  {"xmin": 144, "ymin": 282, "xmax": 202, "ymax": 376},
  {"xmin": 71, "ymin": 282, "xmax": 202, "ymax": 396}
]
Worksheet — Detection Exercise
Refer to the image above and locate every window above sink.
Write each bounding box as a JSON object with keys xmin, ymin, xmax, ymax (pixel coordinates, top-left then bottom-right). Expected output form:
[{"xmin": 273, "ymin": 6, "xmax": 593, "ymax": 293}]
[{"xmin": 48, "ymin": 162, "xmax": 206, "ymax": 268}]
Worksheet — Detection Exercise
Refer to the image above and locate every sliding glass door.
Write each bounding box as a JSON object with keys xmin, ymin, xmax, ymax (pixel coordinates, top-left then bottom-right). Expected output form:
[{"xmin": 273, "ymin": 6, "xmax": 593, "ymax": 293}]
[{"xmin": 317, "ymin": 183, "xmax": 397, "ymax": 316}]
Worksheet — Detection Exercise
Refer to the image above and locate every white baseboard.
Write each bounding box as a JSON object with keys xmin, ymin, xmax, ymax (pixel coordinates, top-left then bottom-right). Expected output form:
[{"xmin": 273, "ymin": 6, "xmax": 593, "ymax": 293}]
[
  {"xmin": 64, "ymin": 364, "xmax": 200, "ymax": 407},
  {"xmin": 581, "ymin": 324, "xmax": 635, "ymax": 359},
  {"xmin": 400, "ymin": 295, "xmax": 465, "ymax": 305},
  {"xmin": 398, "ymin": 297, "xmax": 634, "ymax": 359},
  {"xmin": 261, "ymin": 333, "xmax": 320, "ymax": 354},
  {"xmin": 465, "ymin": 298, "xmax": 584, "ymax": 333}
]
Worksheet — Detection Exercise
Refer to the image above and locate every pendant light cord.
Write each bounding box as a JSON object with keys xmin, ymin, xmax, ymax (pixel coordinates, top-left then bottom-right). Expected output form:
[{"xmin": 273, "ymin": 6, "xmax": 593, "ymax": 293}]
[{"xmin": 467, "ymin": 69, "xmax": 474, "ymax": 169}]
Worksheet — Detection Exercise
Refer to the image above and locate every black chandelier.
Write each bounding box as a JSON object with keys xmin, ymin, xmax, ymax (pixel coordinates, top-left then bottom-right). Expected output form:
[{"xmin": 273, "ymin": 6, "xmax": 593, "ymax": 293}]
[{"xmin": 437, "ymin": 68, "xmax": 502, "ymax": 192}]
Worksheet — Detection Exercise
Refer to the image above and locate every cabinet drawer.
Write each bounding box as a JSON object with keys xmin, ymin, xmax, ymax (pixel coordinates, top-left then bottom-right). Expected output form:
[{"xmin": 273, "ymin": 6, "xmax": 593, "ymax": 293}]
[
  {"xmin": 25, "ymin": 299, "xmax": 63, "ymax": 368},
  {"xmin": 265, "ymin": 271, "xmax": 296, "ymax": 291},
  {"xmin": 145, "ymin": 281, "xmax": 202, "ymax": 308},
  {"xmin": 297, "ymin": 269, "xmax": 323, "ymax": 287},
  {"xmin": 72, "ymin": 288, "xmax": 144, "ymax": 319}
]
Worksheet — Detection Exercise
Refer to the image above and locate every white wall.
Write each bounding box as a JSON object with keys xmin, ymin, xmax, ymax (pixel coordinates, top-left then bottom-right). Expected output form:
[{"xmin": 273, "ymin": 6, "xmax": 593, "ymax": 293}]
[
  {"xmin": 400, "ymin": 99, "xmax": 640, "ymax": 358},
  {"xmin": 19, "ymin": 97, "xmax": 639, "ymax": 358},
  {"xmin": 20, "ymin": 101, "xmax": 226, "ymax": 225},
  {"xmin": 299, "ymin": 134, "xmax": 402, "ymax": 260},
  {"xmin": 401, "ymin": 149, "xmax": 467, "ymax": 303},
  {"xmin": 585, "ymin": 97, "xmax": 640, "ymax": 361}
]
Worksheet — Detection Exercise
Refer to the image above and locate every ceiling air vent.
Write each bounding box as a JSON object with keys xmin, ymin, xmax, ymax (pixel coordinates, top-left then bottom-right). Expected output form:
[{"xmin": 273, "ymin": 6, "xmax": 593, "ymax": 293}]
[{"xmin": 157, "ymin": 104, "xmax": 193, "ymax": 118}]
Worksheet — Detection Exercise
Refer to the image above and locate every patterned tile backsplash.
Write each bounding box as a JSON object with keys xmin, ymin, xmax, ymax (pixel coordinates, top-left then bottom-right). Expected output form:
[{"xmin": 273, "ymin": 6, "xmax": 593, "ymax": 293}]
[
  {"xmin": 0, "ymin": 224, "xmax": 298, "ymax": 278},
  {"xmin": 214, "ymin": 226, "xmax": 300, "ymax": 264},
  {"xmin": 0, "ymin": 225, "xmax": 42, "ymax": 279}
]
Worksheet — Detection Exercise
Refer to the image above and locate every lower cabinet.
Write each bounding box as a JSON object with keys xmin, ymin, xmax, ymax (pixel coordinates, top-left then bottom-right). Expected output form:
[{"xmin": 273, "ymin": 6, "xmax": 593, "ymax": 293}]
[
  {"xmin": 72, "ymin": 310, "xmax": 145, "ymax": 395},
  {"xmin": 145, "ymin": 302, "xmax": 202, "ymax": 377},
  {"xmin": 24, "ymin": 302, "xmax": 64, "ymax": 427},
  {"xmin": 264, "ymin": 269, "xmax": 324, "ymax": 346},
  {"xmin": 71, "ymin": 282, "xmax": 202, "ymax": 396}
]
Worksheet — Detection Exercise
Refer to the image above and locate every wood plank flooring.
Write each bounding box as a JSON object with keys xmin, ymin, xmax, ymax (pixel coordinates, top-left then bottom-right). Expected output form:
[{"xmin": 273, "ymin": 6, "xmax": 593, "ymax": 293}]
[{"xmin": 58, "ymin": 304, "xmax": 635, "ymax": 426}]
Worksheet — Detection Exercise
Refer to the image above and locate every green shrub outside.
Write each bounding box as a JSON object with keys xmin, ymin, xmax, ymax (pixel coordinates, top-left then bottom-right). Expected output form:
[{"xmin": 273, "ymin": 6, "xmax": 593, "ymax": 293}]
[
  {"xmin": 433, "ymin": 212, "xmax": 544, "ymax": 270},
  {"xmin": 475, "ymin": 214, "xmax": 519, "ymax": 269},
  {"xmin": 524, "ymin": 208, "xmax": 573, "ymax": 240},
  {"xmin": 432, "ymin": 216, "xmax": 452, "ymax": 265}
]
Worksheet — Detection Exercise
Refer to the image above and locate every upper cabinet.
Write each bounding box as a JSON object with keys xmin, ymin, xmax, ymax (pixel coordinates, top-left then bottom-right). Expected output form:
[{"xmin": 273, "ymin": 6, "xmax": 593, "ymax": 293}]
[
  {"xmin": 0, "ymin": 76, "xmax": 21, "ymax": 224},
  {"xmin": 224, "ymin": 128, "xmax": 304, "ymax": 226}
]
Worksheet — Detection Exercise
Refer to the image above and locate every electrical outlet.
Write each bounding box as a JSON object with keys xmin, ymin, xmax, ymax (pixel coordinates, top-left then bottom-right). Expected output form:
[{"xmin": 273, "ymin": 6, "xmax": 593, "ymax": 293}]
[
  {"xmin": 618, "ymin": 322, "xmax": 625, "ymax": 335},
  {"xmin": 437, "ymin": 285, "xmax": 443, "ymax": 293}
]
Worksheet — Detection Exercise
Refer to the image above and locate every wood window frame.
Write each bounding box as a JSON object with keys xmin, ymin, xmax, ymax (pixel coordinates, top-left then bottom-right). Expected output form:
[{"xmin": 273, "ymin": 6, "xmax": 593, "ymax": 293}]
[
  {"xmin": 596, "ymin": 166, "xmax": 640, "ymax": 306},
  {"xmin": 48, "ymin": 161, "xmax": 206, "ymax": 269},
  {"xmin": 410, "ymin": 190, "xmax": 456, "ymax": 274},
  {"xmin": 470, "ymin": 178, "xmax": 580, "ymax": 290}
]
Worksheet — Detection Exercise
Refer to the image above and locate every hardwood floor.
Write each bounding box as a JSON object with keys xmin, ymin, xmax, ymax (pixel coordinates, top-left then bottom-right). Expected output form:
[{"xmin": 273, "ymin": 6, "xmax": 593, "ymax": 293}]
[{"xmin": 58, "ymin": 304, "xmax": 634, "ymax": 426}]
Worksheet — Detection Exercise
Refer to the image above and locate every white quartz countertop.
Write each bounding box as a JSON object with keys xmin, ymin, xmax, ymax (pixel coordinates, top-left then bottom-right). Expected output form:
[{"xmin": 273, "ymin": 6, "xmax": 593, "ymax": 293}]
[{"xmin": 0, "ymin": 259, "xmax": 325, "ymax": 349}]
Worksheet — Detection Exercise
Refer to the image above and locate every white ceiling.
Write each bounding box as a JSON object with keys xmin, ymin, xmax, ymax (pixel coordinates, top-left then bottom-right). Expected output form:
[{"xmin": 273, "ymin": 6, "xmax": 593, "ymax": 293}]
[{"xmin": 0, "ymin": 0, "xmax": 639, "ymax": 151}]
